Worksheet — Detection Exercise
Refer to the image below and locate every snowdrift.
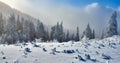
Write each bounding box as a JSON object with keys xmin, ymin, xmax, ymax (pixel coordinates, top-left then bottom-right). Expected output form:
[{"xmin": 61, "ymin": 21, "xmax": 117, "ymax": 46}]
[{"xmin": 0, "ymin": 36, "xmax": 120, "ymax": 63}]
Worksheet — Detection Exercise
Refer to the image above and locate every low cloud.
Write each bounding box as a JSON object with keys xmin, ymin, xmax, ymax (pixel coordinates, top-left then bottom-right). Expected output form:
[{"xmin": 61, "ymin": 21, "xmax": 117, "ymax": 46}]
[{"xmin": 0, "ymin": 0, "xmax": 120, "ymax": 37}]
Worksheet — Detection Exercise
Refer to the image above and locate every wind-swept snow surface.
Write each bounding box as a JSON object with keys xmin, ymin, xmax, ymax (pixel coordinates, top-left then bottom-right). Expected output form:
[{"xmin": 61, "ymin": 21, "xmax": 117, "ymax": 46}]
[{"xmin": 0, "ymin": 36, "xmax": 120, "ymax": 63}]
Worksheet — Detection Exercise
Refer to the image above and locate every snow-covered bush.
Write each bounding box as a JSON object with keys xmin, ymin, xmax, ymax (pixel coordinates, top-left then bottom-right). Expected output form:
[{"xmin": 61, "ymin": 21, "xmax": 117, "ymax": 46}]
[
  {"xmin": 43, "ymin": 48, "xmax": 47, "ymax": 52},
  {"xmin": 33, "ymin": 43, "xmax": 40, "ymax": 47},
  {"xmin": 102, "ymin": 54, "xmax": 112, "ymax": 60},
  {"xmin": 85, "ymin": 54, "xmax": 97, "ymax": 62},
  {"xmin": 77, "ymin": 55, "xmax": 86, "ymax": 62},
  {"xmin": 63, "ymin": 50, "xmax": 75, "ymax": 54},
  {"xmin": 24, "ymin": 48, "xmax": 31, "ymax": 53}
]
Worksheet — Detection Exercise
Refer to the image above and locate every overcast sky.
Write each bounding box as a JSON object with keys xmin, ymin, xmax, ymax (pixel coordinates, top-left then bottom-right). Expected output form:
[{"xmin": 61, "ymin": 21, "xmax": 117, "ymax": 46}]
[{"xmin": 0, "ymin": 0, "xmax": 120, "ymax": 37}]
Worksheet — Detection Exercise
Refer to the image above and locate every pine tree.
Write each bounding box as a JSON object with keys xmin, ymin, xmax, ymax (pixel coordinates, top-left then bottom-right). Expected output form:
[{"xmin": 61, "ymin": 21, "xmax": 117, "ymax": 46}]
[
  {"xmin": 65, "ymin": 30, "xmax": 70, "ymax": 42},
  {"xmin": 55, "ymin": 22, "xmax": 60, "ymax": 41},
  {"xmin": 71, "ymin": 33, "xmax": 75, "ymax": 41},
  {"xmin": 50, "ymin": 22, "xmax": 64, "ymax": 42},
  {"xmin": 51, "ymin": 22, "xmax": 57, "ymax": 41},
  {"xmin": 16, "ymin": 16, "xmax": 24, "ymax": 42},
  {"xmin": 36, "ymin": 20, "xmax": 46, "ymax": 41},
  {"xmin": 45, "ymin": 29, "xmax": 50, "ymax": 41},
  {"xmin": 50, "ymin": 26, "xmax": 55, "ymax": 41},
  {"xmin": 59, "ymin": 22, "xmax": 64, "ymax": 42},
  {"xmin": 16, "ymin": 15, "xmax": 23, "ymax": 33},
  {"xmin": 0, "ymin": 13, "xmax": 4, "ymax": 35},
  {"xmin": 92, "ymin": 29, "xmax": 95, "ymax": 39},
  {"xmin": 62, "ymin": 32, "xmax": 65, "ymax": 42},
  {"xmin": 6, "ymin": 14, "xmax": 19, "ymax": 44},
  {"xmin": 81, "ymin": 24, "xmax": 92, "ymax": 39},
  {"xmin": 51, "ymin": 22, "xmax": 59, "ymax": 41},
  {"xmin": 102, "ymin": 11, "xmax": 118, "ymax": 38},
  {"xmin": 22, "ymin": 20, "xmax": 30, "ymax": 42},
  {"xmin": 75, "ymin": 27, "xmax": 80, "ymax": 41},
  {"xmin": 29, "ymin": 21, "xmax": 36, "ymax": 41}
]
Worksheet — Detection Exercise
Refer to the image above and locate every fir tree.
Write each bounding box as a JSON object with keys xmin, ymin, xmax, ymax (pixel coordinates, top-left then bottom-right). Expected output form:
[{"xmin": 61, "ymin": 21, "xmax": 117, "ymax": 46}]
[
  {"xmin": 81, "ymin": 24, "xmax": 92, "ymax": 39},
  {"xmin": 36, "ymin": 20, "xmax": 46, "ymax": 41},
  {"xmin": 75, "ymin": 27, "xmax": 80, "ymax": 41},
  {"xmin": 102, "ymin": 11, "xmax": 118, "ymax": 38},
  {"xmin": 65, "ymin": 30, "xmax": 70, "ymax": 42},
  {"xmin": 92, "ymin": 29, "xmax": 95, "ymax": 39},
  {"xmin": 0, "ymin": 13, "xmax": 4, "ymax": 35}
]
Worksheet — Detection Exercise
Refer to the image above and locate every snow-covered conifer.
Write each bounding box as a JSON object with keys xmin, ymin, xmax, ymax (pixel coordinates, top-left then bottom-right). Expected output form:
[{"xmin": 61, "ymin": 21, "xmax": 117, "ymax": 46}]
[{"xmin": 102, "ymin": 11, "xmax": 118, "ymax": 38}]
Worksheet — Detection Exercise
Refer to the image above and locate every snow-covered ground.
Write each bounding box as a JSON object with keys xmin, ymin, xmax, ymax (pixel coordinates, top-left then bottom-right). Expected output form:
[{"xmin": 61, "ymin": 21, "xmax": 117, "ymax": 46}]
[{"xmin": 0, "ymin": 36, "xmax": 120, "ymax": 63}]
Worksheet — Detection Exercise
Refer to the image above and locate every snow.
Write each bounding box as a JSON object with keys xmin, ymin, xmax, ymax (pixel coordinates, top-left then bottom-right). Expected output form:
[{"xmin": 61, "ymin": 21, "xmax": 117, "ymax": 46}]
[{"xmin": 0, "ymin": 36, "xmax": 120, "ymax": 63}]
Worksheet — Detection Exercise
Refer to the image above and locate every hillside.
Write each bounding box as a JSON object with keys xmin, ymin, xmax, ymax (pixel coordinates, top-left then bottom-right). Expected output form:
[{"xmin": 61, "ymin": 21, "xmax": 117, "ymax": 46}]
[
  {"xmin": 0, "ymin": 1, "xmax": 38, "ymax": 24},
  {"xmin": 0, "ymin": 1, "xmax": 45, "ymax": 44}
]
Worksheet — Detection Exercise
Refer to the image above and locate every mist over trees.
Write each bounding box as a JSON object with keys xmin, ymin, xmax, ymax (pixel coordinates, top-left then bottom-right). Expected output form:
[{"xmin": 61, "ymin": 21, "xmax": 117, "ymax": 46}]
[{"xmin": 0, "ymin": 11, "xmax": 118, "ymax": 44}]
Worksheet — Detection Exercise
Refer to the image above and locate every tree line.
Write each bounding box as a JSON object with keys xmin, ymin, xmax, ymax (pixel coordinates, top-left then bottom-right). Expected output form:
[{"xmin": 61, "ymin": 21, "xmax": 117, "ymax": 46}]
[{"xmin": 0, "ymin": 11, "xmax": 118, "ymax": 44}]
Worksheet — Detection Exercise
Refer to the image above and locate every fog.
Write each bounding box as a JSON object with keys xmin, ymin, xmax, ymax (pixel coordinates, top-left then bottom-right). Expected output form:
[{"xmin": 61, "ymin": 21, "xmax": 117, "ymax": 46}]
[{"xmin": 0, "ymin": 0, "xmax": 120, "ymax": 37}]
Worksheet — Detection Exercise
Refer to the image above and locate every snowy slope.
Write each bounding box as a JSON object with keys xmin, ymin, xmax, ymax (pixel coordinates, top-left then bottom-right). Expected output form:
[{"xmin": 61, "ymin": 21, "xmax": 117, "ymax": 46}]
[
  {"xmin": 0, "ymin": 35, "xmax": 120, "ymax": 63},
  {"xmin": 0, "ymin": 1, "xmax": 38, "ymax": 24},
  {"xmin": 0, "ymin": 1, "xmax": 12, "ymax": 13}
]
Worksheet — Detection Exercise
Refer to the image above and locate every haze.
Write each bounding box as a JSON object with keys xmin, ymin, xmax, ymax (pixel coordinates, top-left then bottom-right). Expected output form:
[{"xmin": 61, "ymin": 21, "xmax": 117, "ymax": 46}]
[{"xmin": 0, "ymin": 0, "xmax": 120, "ymax": 37}]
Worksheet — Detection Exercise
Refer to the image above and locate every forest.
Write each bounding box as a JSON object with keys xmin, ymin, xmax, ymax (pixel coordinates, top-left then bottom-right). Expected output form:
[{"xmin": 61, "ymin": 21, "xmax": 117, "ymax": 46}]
[{"xmin": 0, "ymin": 11, "xmax": 118, "ymax": 44}]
